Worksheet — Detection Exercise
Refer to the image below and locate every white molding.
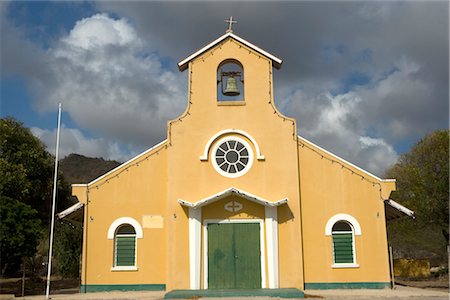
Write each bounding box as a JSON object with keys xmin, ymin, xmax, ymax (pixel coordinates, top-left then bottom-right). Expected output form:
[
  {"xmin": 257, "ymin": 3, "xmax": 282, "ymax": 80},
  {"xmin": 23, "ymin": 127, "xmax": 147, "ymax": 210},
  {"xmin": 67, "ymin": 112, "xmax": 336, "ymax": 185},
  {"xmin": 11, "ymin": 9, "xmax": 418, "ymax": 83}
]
[
  {"xmin": 325, "ymin": 214, "xmax": 361, "ymax": 236},
  {"xmin": 107, "ymin": 217, "xmax": 143, "ymax": 239},
  {"xmin": 298, "ymin": 135, "xmax": 396, "ymax": 183},
  {"xmin": 110, "ymin": 266, "xmax": 138, "ymax": 271},
  {"xmin": 178, "ymin": 32, "xmax": 282, "ymax": 71},
  {"xmin": 178, "ymin": 187, "xmax": 288, "ymax": 209},
  {"xmin": 385, "ymin": 199, "xmax": 415, "ymax": 218},
  {"xmin": 203, "ymin": 219, "xmax": 266, "ymax": 289},
  {"xmin": 88, "ymin": 139, "xmax": 167, "ymax": 186},
  {"xmin": 200, "ymin": 129, "xmax": 265, "ymax": 161},
  {"xmin": 331, "ymin": 263, "xmax": 360, "ymax": 269},
  {"xmin": 189, "ymin": 208, "xmax": 202, "ymax": 290},
  {"xmin": 57, "ymin": 202, "xmax": 84, "ymax": 219},
  {"xmin": 211, "ymin": 136, "xmax": 254, "ymax": 178},
  {"xmin": 265, "ymin": 206, "xmax": 279, "ymax": 288}
]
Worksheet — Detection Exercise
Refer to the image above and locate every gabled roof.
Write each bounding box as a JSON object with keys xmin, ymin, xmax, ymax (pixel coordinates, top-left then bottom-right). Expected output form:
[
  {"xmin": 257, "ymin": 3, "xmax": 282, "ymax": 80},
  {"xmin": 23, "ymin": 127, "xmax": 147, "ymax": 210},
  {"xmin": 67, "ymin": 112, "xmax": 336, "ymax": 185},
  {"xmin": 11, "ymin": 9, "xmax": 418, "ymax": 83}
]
[
  {"xmin": 178, "ymin": 32, "xmax": 283, "ymax": 71},
  {"xmin": 178, "ymin": 187, "xmax": 288, "ymax": 209}
]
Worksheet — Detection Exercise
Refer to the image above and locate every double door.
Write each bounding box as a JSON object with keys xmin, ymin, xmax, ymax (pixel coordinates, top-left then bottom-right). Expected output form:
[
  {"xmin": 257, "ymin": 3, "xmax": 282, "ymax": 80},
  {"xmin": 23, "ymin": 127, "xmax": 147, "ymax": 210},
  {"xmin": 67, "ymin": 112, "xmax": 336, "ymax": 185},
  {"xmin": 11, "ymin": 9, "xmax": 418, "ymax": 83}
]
[{"xmin": 207, "ymin": 222, "xmax": 261, "ymax": 289}]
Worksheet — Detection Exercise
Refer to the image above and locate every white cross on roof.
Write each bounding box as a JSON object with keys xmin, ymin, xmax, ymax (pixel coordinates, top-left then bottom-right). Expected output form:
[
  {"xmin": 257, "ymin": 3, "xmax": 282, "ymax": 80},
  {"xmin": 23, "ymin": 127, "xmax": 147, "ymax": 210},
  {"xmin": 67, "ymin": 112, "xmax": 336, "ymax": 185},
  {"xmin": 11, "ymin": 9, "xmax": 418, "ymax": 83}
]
[{"xmin": 225, "ymin": 16, "xmax": 237, "ymax": 33}]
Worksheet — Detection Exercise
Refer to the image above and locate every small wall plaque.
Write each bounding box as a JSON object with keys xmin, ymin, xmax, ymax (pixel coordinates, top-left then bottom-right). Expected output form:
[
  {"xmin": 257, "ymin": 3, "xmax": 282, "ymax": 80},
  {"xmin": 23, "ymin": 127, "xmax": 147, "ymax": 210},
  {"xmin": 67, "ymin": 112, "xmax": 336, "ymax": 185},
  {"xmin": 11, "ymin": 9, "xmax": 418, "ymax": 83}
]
[{"xmin": 142, "ymin": 215, "xmax": 164, "ymax": 228}]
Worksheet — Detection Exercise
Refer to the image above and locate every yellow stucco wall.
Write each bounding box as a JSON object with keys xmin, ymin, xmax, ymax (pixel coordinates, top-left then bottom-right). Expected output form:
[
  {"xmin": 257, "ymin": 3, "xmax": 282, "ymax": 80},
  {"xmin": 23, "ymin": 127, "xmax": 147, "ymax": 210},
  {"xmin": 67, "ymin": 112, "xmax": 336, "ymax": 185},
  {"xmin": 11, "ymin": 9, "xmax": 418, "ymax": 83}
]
[{"xmin": 78, "ymin": 144, "xmax": 168, "ymax": 286}]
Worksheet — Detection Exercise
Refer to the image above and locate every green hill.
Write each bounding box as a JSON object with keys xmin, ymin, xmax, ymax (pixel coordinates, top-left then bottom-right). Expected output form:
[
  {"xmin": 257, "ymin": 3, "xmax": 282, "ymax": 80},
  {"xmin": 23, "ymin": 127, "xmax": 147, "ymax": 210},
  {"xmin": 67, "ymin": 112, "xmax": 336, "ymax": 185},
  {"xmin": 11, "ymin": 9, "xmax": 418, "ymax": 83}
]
[{"xmin": 60, "ymin": 154, "xmax": 121, "ymax": 184}]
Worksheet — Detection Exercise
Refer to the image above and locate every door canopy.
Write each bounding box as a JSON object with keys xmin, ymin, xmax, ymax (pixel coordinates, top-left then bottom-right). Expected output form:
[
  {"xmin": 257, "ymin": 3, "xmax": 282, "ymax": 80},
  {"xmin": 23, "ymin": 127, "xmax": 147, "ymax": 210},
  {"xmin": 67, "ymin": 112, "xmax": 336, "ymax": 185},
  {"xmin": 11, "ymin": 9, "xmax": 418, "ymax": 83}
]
[{"xmin": 178, "ymin": 187, "xmax": 288, "ymax": 209}]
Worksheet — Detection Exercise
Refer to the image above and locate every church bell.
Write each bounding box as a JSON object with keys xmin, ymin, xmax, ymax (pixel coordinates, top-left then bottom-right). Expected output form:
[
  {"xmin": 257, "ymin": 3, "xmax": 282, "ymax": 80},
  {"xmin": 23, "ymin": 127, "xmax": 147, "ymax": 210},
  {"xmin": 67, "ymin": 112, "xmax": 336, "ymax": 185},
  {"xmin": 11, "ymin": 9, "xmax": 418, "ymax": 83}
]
[{"xmin": 223, "ymin": 76, "xmax": 240, "ymax": 96}]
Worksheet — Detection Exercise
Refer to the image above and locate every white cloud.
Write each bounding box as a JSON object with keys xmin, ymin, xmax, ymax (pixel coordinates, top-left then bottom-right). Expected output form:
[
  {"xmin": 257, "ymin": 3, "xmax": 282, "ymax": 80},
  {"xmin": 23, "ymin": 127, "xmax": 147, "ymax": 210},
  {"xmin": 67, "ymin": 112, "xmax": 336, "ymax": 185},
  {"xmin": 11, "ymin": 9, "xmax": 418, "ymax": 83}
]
[
  {"xmin": 29, "ymin": 13, "xmax": 185, "ymax": 153},
  {"xmin": 31, "ymin": 125, "xmax": 135, "ymax": 162},
  {"xmin": 61, "ymin": 14, "xmax": 139, "ymax": 50},
  {"xmin": 282, "ymin": 59, "xmax": 433, "ymax": 176}
]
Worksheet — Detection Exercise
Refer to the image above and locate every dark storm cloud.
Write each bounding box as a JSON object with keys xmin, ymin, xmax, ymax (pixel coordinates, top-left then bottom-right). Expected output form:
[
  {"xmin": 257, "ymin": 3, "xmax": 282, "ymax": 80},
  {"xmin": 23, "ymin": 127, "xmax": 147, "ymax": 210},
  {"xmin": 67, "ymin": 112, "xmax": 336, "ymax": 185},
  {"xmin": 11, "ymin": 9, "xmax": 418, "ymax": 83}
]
[{"xmin": 2, "ymin": 1, "xmax": 448, "ymax": 175}]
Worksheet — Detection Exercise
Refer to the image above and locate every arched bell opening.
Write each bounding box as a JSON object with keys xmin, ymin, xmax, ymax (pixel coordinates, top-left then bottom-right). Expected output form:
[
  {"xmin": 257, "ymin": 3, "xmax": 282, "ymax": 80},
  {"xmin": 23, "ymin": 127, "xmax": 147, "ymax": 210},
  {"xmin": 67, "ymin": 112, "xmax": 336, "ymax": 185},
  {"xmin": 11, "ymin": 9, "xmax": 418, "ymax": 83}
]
[{"xmin": 217, "ymin": 59, "xmax": 244, "ymax": 101}]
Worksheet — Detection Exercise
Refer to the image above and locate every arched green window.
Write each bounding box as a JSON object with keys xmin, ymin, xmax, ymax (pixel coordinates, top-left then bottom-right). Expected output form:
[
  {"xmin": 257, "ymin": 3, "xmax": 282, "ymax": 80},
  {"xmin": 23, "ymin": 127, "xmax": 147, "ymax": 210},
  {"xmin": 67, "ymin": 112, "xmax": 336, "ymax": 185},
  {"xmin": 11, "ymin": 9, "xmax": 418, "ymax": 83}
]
[
  {"xmin": 331, "ymin": 221, "xmax": 355, "ymax": 264},
  {"xmin": 114, "ymin": 224, "xmax": 136, "ymax": 267}
]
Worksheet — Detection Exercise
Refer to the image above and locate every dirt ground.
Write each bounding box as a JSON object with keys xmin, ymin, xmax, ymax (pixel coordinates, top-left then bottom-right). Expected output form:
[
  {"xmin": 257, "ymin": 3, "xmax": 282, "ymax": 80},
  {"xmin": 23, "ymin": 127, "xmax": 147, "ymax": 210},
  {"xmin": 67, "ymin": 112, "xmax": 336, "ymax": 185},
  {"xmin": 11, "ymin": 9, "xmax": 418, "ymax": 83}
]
[
  {"xmin": 0, "ymin": 277, "xmax": 79, "ymax": 297},
  {"xmin": 0, "ymin": 275, "xmax": 448, "ymax": 297},
  {"xmin": 395, "ymin": 273, "xmax": 449, "ymax": 292}
]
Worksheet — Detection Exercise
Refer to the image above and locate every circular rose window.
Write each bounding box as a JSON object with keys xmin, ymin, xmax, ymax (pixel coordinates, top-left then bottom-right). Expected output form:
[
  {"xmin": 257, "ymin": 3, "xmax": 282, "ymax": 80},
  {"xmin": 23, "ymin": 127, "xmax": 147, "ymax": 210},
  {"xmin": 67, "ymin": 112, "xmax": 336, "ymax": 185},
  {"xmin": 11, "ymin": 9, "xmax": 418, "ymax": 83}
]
[{"xmin": 212, "ymin": 137, "xmax": 254, "ymax": 178}]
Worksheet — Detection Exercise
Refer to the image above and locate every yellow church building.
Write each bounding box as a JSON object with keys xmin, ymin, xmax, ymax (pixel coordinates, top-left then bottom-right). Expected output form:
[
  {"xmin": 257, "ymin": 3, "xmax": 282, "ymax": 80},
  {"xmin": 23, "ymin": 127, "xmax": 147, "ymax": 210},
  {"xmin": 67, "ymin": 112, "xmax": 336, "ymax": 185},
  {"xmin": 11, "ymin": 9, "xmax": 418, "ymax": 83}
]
[{"xmin": 59, "ymin": 28, "xmax": 414, "ymax": 298}]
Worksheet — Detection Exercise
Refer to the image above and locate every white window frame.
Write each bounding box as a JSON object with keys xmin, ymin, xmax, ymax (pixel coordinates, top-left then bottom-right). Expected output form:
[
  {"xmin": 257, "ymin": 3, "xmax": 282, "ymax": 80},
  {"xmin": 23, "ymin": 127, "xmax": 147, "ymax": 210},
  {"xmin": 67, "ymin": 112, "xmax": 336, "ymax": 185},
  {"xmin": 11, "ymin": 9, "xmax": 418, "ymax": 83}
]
[
  {"xmin": 203, "ymin": 219, "xmax": 266, "ymax": 289},
  {"xmin": 325, "ymin": 214, "xmax": 361, "ymax": 269},
  {"xmin": 211, "ymin": 136, "xmax": 254, "ymax": 178},
  {"xmin": 331, "ymin": 222, "xmax": 358, "ymax": 268},
  {"xmin": 108, "ymin": 217, "xmax": 143, "ymax": 271}
]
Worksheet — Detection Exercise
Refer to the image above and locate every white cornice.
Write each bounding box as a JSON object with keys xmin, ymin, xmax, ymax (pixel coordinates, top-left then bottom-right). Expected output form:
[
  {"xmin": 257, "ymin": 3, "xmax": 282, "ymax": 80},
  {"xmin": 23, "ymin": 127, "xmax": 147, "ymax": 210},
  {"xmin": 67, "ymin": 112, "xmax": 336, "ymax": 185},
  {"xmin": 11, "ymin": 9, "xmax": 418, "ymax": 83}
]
[
  {"xmin": 178, "ymin": 32, "xmax": 282, "ymax": 71},
  {"xmin": 178, "ymin": 187, "xmax": 288, "ymax": 208}
]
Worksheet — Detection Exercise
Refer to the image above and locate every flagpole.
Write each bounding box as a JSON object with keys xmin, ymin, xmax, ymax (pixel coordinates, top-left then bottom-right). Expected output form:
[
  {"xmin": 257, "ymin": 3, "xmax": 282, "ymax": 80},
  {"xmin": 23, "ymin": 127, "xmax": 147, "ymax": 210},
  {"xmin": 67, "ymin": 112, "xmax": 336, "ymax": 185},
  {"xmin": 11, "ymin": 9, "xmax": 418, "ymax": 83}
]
[{"xmin": 45, "ymin": 103, "xmax": 62, "ymax": 299}]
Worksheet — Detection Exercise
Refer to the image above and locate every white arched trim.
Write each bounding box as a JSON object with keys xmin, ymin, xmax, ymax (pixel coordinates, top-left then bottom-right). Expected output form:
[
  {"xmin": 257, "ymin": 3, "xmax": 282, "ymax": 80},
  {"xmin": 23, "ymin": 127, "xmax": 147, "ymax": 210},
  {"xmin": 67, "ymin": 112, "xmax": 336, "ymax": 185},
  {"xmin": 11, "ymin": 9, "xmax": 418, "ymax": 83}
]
[
  {"xmin": 200, "ymin": 129, "xmax": 264, "ymax": 161},
  {"xmin": 107, "ymin": 217, "xmax": 143, "ymax": 239},
  {"xmin": 325, "ymin": 213, "xmax": 361, "ymax": 236}
]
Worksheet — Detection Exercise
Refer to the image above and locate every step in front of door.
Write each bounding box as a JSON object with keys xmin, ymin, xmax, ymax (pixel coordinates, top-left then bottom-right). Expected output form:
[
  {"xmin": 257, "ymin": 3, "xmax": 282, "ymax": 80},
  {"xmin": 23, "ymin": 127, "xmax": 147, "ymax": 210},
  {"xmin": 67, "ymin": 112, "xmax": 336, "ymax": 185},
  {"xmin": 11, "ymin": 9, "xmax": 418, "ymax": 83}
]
[{"xmin": 164, "ymin": 288, "xmax": 305, "ymax": 299}]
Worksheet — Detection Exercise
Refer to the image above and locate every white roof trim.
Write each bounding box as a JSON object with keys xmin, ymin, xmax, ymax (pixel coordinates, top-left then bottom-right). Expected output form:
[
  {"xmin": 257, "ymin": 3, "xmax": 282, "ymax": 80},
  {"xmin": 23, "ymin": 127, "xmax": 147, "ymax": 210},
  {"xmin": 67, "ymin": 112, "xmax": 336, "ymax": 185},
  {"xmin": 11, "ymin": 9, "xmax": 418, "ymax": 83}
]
[
  {"xmin": 87, "ymin": 139, "xmax": 167, "ymax": 186},
  {"xmin": 200, "ymin": 129, "xmax": 265, "ymax": 161},
  {"xmin": 298, "ymin": 135, "xmax": 396, "ymax": 183},
  {"xmin": 178, "ymin": 32, "xmax": 282, "ymax": 71},
  {"xmin": 385, "ymin": 199, "xmax": 415, "ymax": 218},
  {"xmin": 178, "ymin": 187, "xmax": 288, "ymax": 209},
  {"xmin": 57, "ymin": 202, "xmax": 84, "ymax": 219}
]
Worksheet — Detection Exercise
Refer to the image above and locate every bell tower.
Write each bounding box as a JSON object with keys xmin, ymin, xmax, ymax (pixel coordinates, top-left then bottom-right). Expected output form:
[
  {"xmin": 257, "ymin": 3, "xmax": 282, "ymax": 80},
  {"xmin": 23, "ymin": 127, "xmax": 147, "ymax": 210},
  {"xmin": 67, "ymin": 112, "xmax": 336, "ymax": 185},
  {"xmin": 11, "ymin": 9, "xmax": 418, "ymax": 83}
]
[
  {"xmin": 165, "ymin": 24, "xmax": 304, "ymax": 292},
  {"xmin": 176, "ymin": 27, "xmax": 284, "ymax": 115}
]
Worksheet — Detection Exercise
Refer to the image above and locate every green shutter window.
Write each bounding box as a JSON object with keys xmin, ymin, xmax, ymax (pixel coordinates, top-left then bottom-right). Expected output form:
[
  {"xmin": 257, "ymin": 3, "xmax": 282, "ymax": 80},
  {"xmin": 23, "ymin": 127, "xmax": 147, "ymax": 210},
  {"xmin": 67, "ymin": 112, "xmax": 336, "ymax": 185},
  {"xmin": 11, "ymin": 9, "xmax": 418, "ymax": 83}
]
[
  {"xmin": 332, "ymin": 221, "xmax": 354, "ymax": 264},
  {"xmin": 115, "ymin": 225, "xmax": 136, "ymax": 267}
]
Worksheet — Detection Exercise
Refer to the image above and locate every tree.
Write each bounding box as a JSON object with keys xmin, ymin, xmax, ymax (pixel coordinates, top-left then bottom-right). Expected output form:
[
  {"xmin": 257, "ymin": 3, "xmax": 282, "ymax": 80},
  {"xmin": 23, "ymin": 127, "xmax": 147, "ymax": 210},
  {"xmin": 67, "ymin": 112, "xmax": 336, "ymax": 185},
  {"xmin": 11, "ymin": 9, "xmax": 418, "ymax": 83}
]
[
  {"xmin": 386, "ymin": 129, "xmax": 449, "ymax": 265},
  {"xmin": 0, "ymin": 117, "xmax": 73, "ymax": 276},
  {"xmin": 0, "ymin": 196, "xmax": 42, "ymax": 276},
  {"xmin": 0, "ymin": 117, "xmax": 72, "ymax": 223},
  {"xmin": 54, "ymin": 220, "xmax": 83, "ymax": 278}
]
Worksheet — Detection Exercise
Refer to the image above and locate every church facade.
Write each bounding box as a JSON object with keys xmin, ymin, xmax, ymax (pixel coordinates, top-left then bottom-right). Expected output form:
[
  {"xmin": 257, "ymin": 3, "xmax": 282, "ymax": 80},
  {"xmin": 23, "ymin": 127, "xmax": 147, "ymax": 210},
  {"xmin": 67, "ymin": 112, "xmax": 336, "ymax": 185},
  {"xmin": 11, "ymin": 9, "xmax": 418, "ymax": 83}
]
[{"xmin": 60, "ymin": 30, "xmax": 414, "ymax": 295}]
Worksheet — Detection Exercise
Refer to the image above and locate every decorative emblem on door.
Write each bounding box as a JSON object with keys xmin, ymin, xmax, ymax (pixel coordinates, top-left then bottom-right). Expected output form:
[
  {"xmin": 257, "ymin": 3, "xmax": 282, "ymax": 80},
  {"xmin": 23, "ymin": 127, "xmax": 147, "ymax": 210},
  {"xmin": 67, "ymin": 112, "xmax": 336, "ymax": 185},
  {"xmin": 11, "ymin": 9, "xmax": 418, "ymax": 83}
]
[{"xmin": 224, "ymin": 200, "xmax": 243, "ymax": 212}]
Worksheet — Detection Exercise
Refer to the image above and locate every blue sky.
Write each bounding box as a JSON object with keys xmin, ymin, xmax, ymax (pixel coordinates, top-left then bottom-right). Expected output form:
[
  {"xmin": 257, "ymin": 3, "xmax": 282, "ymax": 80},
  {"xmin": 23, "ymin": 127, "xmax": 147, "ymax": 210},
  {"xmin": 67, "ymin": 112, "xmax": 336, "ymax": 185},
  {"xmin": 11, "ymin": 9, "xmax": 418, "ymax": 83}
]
[{"xmin": 1, "ymin": 1, "xmax": 448, "ymax": 176}]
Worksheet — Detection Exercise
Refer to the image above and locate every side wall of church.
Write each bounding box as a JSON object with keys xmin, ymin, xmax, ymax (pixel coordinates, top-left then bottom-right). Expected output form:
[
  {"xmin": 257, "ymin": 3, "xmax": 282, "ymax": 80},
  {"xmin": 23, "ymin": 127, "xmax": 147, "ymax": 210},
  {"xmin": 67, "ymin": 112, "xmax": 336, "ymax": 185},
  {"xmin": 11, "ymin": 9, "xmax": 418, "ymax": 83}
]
[
  {"xmin": 79, "ymin": 144, "xmax": 168, "ymax": 290},
  {"xmin": 298, "ymin": 139, "xmax": 395, "ymax": 288}
]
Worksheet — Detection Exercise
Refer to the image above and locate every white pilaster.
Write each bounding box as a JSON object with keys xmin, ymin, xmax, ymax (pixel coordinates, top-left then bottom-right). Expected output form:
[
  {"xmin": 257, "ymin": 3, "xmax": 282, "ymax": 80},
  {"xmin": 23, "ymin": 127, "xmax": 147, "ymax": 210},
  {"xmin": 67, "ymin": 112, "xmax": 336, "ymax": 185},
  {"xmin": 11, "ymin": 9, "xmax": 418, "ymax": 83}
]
[
  {"xmin": 265, "ymin": 206, "xmax": 279, "ymax": 288},
  {"xmin": 189, "ymin": 207, "xmax": 202, "ymax": 289}
]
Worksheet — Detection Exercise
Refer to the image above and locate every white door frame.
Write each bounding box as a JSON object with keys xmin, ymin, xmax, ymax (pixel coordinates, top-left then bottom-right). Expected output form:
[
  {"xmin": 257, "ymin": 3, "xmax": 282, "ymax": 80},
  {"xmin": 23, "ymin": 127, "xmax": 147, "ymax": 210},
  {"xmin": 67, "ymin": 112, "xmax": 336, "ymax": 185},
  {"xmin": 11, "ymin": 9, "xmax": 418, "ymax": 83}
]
[{"xmin": 203, "ymin": 219, "xmax": 266, "ymax": 289}]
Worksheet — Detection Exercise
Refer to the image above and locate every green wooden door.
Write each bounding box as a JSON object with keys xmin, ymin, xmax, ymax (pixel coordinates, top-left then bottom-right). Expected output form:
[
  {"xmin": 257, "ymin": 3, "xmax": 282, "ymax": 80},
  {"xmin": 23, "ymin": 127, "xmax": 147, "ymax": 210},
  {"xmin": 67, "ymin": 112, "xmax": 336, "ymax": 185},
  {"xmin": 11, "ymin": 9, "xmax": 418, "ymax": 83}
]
[{"xmin": 208, "ymin": 223, "xmax": 261, "ymax": 289}]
